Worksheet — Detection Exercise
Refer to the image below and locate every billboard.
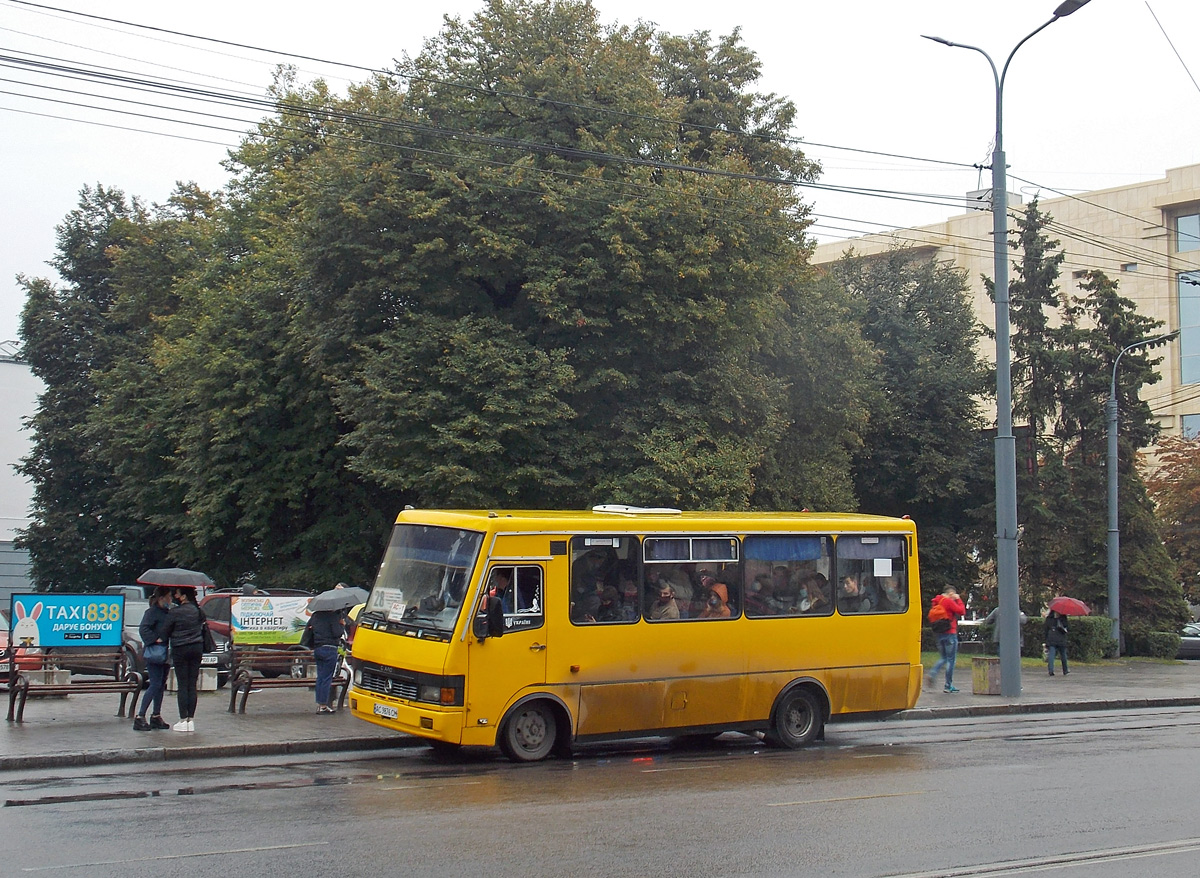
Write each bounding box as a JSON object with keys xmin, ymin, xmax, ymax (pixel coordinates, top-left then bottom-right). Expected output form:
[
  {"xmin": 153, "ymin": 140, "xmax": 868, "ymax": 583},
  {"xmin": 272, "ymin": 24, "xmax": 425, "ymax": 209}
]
[
  {"xmin": 229, "ymin": 595, "xmax": 310, "ymax": 644},
  {"xmin": 9, "ymin": 593, "xmax": 125, "ymax": 648}
]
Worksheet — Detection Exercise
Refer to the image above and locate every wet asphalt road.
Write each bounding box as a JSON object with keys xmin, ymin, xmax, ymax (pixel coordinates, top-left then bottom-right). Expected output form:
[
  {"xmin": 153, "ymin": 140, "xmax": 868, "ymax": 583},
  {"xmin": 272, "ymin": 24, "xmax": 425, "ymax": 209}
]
[{"xmin": 3, "ymin": 707, "xmax": 1199, "ymax": 877}]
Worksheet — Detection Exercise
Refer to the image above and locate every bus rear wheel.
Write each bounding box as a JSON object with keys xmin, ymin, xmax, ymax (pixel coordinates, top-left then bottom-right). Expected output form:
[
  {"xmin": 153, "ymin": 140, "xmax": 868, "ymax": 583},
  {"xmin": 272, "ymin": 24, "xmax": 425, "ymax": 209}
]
[
  {"xmin": 499, "ymin": 701, "xmax": 558, "ymax": 762},
  {"xmin": 767, "ymin": 687, "xmax": 823, "ymax": 749}
]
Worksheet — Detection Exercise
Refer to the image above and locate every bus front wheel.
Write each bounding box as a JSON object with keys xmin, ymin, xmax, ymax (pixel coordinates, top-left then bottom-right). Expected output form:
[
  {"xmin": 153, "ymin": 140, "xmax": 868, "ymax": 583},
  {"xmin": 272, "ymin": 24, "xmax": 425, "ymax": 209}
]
[
  {"xmin": 499, "ymin": 701, "xmax": 558, "ymax": 762},
  {"xmin": 767, "ymin": 687, "xmax": 823, "ymax": 749}
]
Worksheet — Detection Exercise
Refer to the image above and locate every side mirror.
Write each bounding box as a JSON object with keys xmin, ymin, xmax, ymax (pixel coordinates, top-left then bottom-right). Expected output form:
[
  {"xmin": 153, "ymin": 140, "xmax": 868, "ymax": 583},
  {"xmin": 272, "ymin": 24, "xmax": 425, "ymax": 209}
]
[{"xmin": 473, "ymin": 595, "xmax": 505, "ymax": 640}]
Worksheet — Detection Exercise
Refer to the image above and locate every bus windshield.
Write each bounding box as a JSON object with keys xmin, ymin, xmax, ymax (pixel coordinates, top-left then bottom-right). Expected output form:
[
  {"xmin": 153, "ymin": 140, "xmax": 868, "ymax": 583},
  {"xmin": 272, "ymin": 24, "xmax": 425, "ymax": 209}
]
[{"xmin": 361, "ymin": 524, "xmax": 484, "ymax": 636}]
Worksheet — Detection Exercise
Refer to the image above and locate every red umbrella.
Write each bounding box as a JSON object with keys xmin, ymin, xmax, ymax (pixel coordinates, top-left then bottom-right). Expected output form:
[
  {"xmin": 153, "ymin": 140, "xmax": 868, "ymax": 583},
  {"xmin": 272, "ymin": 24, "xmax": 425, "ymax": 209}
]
[{"xmin": 1048, "ymin": 596, "xmax": 1090, "ymax": 616}]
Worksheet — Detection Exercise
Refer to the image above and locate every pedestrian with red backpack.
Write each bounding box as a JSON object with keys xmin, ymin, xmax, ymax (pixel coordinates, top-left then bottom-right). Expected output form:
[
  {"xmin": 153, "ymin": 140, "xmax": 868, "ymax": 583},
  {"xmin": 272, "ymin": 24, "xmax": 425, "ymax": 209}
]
[{"xmin": 926, "ymin": 586, "xmax": 967, "ymax": 693}]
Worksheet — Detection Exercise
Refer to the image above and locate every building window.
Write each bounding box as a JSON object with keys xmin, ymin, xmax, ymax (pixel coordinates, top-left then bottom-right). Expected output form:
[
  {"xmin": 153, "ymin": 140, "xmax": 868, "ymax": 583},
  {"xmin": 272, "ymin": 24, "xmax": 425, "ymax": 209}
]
[
  {"xmin": 1183, "ymin": 415, "xmax": 1200, "ymax": 439},
  {"xmin": 1121, "ymin": 262, "xmax": 1138, "ymax": 272},
  {"xmin": 1180, "ymin": 274, "xmax": 1200, "ymax": 383},
  {"xmin": 1179, "ymin": 214, "xmax": 1200, "ymax": 252},
  {"xmin": 1181, "ymin": 272, "xmax": 1200, "ymax": 384}
]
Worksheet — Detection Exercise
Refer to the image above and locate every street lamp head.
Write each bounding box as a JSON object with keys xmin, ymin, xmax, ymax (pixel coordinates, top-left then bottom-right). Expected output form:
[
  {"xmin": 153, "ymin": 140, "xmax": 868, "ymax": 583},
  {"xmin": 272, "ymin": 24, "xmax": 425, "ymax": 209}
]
[{"xmin": 1053, "ymin": 0, "xmax": 1092, "ymax": 18}]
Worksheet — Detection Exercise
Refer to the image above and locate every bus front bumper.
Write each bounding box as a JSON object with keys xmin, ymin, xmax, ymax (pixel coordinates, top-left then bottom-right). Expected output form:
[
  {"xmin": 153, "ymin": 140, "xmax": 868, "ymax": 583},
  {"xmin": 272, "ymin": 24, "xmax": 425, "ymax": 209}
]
[{"xmin": 349, "ymin": 687, "xmax": 463, "ymax": 743}]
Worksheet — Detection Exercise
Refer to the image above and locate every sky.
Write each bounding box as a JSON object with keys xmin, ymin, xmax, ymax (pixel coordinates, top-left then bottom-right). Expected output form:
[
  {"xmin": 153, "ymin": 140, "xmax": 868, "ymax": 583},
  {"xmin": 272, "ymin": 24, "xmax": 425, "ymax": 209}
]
[{"xmin": 2, "ymin": 0, "xmax": 1199, "ymax": 344}]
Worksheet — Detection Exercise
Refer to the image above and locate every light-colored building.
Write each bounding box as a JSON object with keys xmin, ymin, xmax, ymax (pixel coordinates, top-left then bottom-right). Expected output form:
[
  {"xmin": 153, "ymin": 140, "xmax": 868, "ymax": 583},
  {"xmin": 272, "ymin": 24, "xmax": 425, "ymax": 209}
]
[
  {"xmin": 813, "ymin": 163, "xmax": 1200, "ymax": 437},
  {"xmin": 1, "ymin": 349, "xmax": 39, "ymax": 601}
]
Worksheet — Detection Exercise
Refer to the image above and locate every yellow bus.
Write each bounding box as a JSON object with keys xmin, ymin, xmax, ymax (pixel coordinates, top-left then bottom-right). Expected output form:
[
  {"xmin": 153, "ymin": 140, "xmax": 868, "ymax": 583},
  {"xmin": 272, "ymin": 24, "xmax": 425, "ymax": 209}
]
[{"xmin": 348, "ymin": 505, "xmax": 921, "ymax": 761}]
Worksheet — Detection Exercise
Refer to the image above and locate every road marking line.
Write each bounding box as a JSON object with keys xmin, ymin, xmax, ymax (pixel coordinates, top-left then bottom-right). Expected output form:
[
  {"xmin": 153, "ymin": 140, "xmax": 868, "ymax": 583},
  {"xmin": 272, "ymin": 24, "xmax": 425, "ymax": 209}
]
[
  {"xmin": 768, "ymin": 790, "xmax": 931, "ymax": 806},
  {"xmin": 880, "ymin": 837, "xmax": 1200, "ymax": 877},
  {"xmin": 21, "ymin": 843, "xmax": 328, "ymax": 872},
  {"xmin": 639, "ymin": 765, "xmax": 712, "ymax": 773},
  {"xmin": 378, "ymin": 781, "xmax": 483, "ymax": 790}
]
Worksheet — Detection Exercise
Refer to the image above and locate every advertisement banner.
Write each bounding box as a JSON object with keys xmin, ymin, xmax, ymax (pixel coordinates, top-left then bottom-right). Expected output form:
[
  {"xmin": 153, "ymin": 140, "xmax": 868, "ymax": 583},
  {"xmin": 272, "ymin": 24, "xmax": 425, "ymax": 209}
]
[
  {"xmin": 230, "ymin": 595, "xmax": 311, "ymax": 644},
  {"xmin": 9, "ymin": 593, "xmax": 125, "ymax": 648}
]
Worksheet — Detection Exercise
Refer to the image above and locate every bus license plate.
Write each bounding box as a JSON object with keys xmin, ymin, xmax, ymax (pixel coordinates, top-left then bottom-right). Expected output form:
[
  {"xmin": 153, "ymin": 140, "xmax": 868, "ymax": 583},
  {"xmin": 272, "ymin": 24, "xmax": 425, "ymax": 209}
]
[
  {"xmin": 373, "ymin": 703, "xmax": 399, "ymax": 720},
  {"xmin": 0, "ymin": 661, "xmax": 9, "ymax": 675},
  {"xmin": 200, "ymin": 655, "xmax": 217, "ymax": 666}
]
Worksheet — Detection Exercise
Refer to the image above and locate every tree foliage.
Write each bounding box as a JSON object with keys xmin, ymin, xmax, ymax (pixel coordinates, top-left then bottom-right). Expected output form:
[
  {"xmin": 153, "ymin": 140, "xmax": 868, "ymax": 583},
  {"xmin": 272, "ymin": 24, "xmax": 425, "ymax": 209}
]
[
  {"xmin": 992, "ymin": 202, "xmax": 1188, "ymax": 640},
  {"xmin": 1146, "ymin": 435, "xmax": 1200, "ymax": 605},
  {"xmin": 17, "ymin": 1, "xmax": 874, "ymax": 591},
  {"xmin": 834, "ymin": 247, "xmax": 992, "ymax": 599}
]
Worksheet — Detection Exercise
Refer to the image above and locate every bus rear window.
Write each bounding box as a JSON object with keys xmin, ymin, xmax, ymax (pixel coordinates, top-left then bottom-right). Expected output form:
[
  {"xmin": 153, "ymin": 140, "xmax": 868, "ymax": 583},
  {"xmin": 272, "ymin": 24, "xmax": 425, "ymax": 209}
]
[{"xmin": 834, "ymin": 535, "xmax": 908, "ymax": 615}]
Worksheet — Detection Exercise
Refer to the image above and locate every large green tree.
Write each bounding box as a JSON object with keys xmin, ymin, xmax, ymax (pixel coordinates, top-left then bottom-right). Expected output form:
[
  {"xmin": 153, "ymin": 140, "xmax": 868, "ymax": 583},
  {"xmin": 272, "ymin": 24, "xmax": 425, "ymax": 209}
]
[
  {"xmin": 833, "ymin": 247, "xmax": 992, "ymax": 598},
  {"xmin": 19, "ymin": 1, "xmax": 873, "ymax": 591},
  {"xmin": 230, "ymin": 0, "xmax": 849, "ymax": 509},
  {"xmin": 17, "ymin": 185, "xmax": 157, "ymax": 591}
]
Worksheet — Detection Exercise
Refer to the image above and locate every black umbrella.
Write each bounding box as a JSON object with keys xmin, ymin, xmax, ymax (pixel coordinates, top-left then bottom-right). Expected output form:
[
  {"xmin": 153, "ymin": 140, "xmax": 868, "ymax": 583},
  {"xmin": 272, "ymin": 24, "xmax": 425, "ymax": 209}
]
[
  {"xmin": 137, "ymin": 568, "xmax": 215, "ymax": 589},
  {"xmin": 308, "ymin": 586, "xmax": 370, "ymax": 612}
]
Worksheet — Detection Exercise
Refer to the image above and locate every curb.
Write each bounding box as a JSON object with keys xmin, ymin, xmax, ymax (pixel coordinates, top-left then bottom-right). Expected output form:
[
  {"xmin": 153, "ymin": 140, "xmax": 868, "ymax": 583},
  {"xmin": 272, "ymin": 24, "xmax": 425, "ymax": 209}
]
[
  {"xmin": 893, "ymin": 694, "xmax": 1200, "ymax": 721},
  {"xmin": 0, "ymin": 735, "xmax": 413, "ymax": 773}
]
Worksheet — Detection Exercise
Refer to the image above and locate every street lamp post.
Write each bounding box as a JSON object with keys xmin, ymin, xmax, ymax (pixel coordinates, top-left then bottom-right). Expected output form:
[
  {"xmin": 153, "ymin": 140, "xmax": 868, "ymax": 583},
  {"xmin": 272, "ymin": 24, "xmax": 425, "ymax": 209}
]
[
  {"xmin": 1107, "ymin": 331, "xmax": 1178, "ymax": 654},
  {"xmin": 924, "ymin": 0, "xmax": 1091, "ymax": 697}
]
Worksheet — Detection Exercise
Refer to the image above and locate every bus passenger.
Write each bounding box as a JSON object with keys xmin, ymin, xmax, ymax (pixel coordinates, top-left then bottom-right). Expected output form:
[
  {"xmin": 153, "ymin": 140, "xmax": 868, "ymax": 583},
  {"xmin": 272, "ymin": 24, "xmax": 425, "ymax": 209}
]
[
  {"xmin": 570, "ymin": 575, "xmax": 602, "ymax": 623},
  {"xmin": 617, "ymin": 573, "xmax": 641, "ymax": 621},
  {"xmin": 744, "ymin": 575, "xmax": 777, "ymax": 616},
  {"xmin": 799, "ymin": 572, "xmax": 830, "ymax": 613},
  {"xmin": 572, "ymin": 550, "xmax": 609, "ymax": 589},
  {"xmin": 699, "ymin": 580, "xmax": 732, "ymax": 618},
  {"xmin": 595, "ymin": 586, "xmax": 624, "ymax": 623},
  {"xmin": 643, "ymin": 567, "xmax": 668, "ymax": 607},
  {"xmin": 489, "ymin": 568, "xmax": 513, "ymax": 614},
  {"xmin": 838, "ymin": 575, "xmax": 873, "ymax": 614},
  {"xmin": 876, "ymin": 576, "xmax": 905, "ymax": 611},
  {"xmin": 648, "ymin": 584, "xmax": 680, "ymax": 620}
]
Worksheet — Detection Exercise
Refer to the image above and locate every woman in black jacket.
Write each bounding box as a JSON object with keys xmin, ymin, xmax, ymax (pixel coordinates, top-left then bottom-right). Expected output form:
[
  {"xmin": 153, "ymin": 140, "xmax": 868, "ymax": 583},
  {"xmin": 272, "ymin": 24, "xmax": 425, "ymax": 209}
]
[
  {"xmin": 159, "ymin": 586, "xmax": 205, "ymax": 731},
  {"xmin": 132, "ymin": 587, "xmax": 173, "ymax": 731}
]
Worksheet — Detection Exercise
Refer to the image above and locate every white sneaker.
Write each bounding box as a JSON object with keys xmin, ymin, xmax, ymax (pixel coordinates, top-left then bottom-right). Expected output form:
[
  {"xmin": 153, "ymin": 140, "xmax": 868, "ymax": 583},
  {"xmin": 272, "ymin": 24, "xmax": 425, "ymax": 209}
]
[
  {"xmin": 172, "ymin": 719, "xmax": 192, "ymax": 732},
  {"xmin": 186, "ymin": 719, "xmax": 195, "ymax": 732}
]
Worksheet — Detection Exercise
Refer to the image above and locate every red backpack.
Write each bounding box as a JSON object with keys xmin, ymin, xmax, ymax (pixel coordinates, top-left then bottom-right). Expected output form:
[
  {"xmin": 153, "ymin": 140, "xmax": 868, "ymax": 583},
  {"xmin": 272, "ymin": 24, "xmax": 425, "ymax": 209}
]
[{"xmin": 928, "ymin": 601, "xmax": 951, "ymax": 633}]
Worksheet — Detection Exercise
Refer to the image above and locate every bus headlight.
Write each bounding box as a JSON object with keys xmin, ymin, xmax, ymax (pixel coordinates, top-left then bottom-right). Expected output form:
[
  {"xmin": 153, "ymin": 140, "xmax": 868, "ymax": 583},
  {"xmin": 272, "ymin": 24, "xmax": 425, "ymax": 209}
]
[
  {"xmin": 418, "ymin": 683, "xmax": 441, "ymax": 702},
  {"xmin": 415, "ymin": 674, "xmax": 464, "ymax": 706}
]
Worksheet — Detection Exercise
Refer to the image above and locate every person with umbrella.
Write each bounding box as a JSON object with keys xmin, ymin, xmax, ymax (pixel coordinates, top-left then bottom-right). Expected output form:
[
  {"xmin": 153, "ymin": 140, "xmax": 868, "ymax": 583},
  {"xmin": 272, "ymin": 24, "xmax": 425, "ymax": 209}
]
[
  {"xmin": 156, "ymin": 582, "xmax": 207, "ymax": 732},
  {"xmin": 304, "ymin": 584, "xmax": 361, "ymax": 714},
  {"xmin": 1045, "ymin": 606, "xmax": 1071, "ymax": 677},
  {"xmin": 132, "ymin": 587, "xmax": 173, "ymax": 732}
]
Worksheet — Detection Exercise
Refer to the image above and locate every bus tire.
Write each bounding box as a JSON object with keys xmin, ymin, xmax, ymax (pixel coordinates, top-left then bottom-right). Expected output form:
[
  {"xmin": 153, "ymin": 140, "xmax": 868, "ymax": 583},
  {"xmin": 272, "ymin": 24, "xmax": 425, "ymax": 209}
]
[
  {"xmin": 767, "ymin": 686, "xmax": 823, "ymax": 749},
  {"xmin": 499, "ymin": 700, "xmax": 558, "ymax": 762}
]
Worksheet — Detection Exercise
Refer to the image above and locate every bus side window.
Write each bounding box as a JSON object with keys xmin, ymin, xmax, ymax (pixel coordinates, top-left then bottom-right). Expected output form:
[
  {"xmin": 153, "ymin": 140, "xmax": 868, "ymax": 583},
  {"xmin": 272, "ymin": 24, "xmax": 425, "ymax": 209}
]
[{"xmin": 834, "ymin": 535, "xmax": 908, "ymax": 615}]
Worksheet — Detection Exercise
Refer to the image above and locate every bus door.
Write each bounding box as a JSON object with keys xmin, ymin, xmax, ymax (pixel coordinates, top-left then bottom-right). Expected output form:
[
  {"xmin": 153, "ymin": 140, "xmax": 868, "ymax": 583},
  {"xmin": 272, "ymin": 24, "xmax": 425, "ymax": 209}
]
[{"xmin": 466, "ymin": 564, "xmax": 547, "ymax": 731}]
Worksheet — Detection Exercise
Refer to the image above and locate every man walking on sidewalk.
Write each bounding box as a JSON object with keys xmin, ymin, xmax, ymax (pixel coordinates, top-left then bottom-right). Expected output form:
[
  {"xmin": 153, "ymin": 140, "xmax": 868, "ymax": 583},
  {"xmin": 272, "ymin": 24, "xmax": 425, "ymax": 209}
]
[{"xmin": 926, "ymin": 586, "xmax": 967, "ymax": 693}]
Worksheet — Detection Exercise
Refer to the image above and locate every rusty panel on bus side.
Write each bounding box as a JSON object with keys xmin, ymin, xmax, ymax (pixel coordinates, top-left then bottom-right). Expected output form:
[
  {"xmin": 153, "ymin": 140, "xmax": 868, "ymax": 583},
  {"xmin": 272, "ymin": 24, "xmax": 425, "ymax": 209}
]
[{"xmin": 577, "ymin": 680, "xmax": 664, "ymax": 734}]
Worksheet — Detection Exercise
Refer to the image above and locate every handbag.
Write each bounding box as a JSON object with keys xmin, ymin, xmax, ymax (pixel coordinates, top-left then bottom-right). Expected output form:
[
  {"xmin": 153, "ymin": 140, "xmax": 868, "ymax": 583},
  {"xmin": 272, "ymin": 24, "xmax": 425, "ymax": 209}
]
[
  {"xmin": 198, "ymin": 606, "xmax": 217, "ymax": 653},
  {"xmin": 143, "ymin": 642, "xmax": 168, "ymax": 664},
  {"xmin": 299, "ymin": 623, "xmax": 315, "ymax": 649}
]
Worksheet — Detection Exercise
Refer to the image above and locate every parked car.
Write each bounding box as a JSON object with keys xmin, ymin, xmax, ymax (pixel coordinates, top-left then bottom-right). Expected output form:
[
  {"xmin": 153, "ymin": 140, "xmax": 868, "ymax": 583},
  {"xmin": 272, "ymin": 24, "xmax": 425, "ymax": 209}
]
[
  {"xmin": 200, "ymin": 589, "xmax": 313, "ymax": 679},
  {"xmin": 49, "ymin": 599, "xmax": 233, "ymax": 687},
  {"xmin": 45, "ymin": 599, "xmax": 148, "ymax": 679},
  {"xmin": 106, "ymin": 582, "xmax": 214, "ymax": 601},
  {"xmin": 1178, "ymin": 623, "xmax": 1200, "ymax": 659},
  {"xmin": 103, "ymin": 584, "xmax": 157, "ymax": 601}
]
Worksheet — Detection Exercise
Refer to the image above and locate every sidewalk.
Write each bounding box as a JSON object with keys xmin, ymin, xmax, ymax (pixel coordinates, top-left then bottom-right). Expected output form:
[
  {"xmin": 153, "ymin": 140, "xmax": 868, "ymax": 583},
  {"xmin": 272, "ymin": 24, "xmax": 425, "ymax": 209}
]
[
  {"xmin": 0, "ymin": 685, "xmax": 407, "ymax": 772},
  {"xmin": 3, "ymin": 659, "xmax": 1199, "ymax": 771},
  {"xmin": 901, "ymin": 656, "xmax": 1200, "ymax": 720}
]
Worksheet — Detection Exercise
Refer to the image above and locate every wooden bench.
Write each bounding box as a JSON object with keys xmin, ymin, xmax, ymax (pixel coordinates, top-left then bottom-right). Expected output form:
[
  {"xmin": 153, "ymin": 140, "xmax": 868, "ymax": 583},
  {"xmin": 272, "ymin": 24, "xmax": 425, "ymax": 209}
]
[
  {"xmin": 226, "ymin": 645, "xmax": 349, "ymax": 714},
  {"xmin": 6, "ymin": 649, "xmax": 145, "ymax": 723}
]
